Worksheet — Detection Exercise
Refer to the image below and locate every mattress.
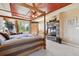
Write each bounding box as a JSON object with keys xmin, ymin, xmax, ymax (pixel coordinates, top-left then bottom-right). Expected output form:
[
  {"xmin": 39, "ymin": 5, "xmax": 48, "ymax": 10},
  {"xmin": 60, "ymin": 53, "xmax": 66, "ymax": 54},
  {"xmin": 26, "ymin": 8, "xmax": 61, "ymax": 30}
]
[{"xmin": 2, "ymin": 35, "xmax": 43, "ymax": 45}]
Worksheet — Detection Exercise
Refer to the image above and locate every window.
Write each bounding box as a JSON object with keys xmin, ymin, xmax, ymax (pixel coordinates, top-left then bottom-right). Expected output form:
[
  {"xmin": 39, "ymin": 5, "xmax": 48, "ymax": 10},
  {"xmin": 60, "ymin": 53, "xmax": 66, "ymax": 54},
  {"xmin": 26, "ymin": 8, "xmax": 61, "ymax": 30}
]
[
  {"xmin": 18, "ymin": 20, "xmax": 30, "ymax": 33},
  {"xmin": 4, "ymin": 18, "xmax": 16, "ymax": 33},
  {"xmin": 0, "ymin": 17, "xmax": 5, "ymax": 32}
]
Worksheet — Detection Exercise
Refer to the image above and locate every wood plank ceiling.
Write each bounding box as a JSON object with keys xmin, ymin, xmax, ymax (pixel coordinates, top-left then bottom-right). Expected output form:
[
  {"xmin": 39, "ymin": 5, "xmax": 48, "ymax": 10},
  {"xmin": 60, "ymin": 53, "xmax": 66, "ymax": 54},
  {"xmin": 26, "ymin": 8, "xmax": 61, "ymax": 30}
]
[{"xmin": 14, "ymin": 3, "xmax": 71, "ymax": 20}]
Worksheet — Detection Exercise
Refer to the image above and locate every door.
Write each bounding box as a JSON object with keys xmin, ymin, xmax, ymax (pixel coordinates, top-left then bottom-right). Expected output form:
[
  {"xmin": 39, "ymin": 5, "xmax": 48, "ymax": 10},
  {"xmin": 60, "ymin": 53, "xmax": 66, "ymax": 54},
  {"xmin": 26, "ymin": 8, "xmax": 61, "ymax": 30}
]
[{"xmin": 31, "ymin": 22, "xmax": 39, "ymax": 35}]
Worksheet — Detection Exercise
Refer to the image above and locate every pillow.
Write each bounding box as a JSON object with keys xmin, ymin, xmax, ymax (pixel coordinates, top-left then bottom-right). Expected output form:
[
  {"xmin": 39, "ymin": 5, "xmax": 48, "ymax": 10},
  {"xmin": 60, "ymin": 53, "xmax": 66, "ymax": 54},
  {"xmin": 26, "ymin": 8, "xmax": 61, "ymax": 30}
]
[
  {"xmin": 22, "ymin": 33, "xmax": 32, "ymax": 37},
  {"xmin": 10, "ymin": 35, "xmax": 21, "ymax": 39},
  {"xmin": 0, "ymin": 32, "xmax": 10, "ymax": 40},
  {"xmin": 0, "ymin": 35, "xmax": 6, "ymax": 45}
]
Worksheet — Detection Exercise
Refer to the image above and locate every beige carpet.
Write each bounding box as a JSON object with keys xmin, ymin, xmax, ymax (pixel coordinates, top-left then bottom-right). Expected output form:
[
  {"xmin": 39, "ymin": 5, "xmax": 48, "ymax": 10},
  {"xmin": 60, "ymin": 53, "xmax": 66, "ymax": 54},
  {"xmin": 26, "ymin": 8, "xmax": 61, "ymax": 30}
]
[{"xmin": 29, "ymin": 40, "xmax": 79, "ymax": 56}]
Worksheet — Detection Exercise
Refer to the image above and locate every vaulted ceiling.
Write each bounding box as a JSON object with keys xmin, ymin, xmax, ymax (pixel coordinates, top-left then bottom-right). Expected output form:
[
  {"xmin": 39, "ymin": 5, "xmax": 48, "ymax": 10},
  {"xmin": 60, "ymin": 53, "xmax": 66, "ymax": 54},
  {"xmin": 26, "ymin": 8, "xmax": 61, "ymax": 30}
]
[{"xmin": 13, "ymin": 3, "xmax": 71, "ymax": 20}]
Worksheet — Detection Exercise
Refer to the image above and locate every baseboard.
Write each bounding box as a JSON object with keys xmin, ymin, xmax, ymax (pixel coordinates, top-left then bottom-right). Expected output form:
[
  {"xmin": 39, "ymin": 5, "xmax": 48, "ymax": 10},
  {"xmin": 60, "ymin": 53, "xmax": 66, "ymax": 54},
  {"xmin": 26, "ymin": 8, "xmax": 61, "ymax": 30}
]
[{"xmin": 62, "ymin": 41, "xmax": 79, "ymax": 48}]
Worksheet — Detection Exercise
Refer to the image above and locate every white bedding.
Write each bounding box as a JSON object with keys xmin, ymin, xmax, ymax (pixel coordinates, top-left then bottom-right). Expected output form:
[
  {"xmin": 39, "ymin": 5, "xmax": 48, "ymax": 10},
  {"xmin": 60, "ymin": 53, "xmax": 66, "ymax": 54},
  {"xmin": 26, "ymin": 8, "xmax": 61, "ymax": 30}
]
[
  {"xmin": 2, "ymin": 35, "xmax": 43, "ymax": 45},
  {"xmin": 10, "ymin": 33, "xmax": 33, "ymax": 39},
  {"xmin": 2, "ymin": 37, "xmax": 34, "ymax": 45},
  {"xmin": 0, "ymin": 35, "xmax": 6, "ymax": 45},
  {"xmin": 0, "ymin": 33, "xmax": 43, "ymax": 45}
]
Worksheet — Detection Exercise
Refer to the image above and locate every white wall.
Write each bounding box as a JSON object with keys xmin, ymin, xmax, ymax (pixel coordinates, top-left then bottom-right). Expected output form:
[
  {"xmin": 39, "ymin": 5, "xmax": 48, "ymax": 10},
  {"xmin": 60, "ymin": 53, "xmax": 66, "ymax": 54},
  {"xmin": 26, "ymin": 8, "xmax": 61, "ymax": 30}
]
[
  {"xmin": 0, "ymin": 17, "xmax": 5, "ymax": 32},
  {"xmin": 0, "ymin": 3, "xmax": 11, "ymax": 16},
  {"xmin": 39, "ymin": 20, "xmax": 44, "ymax": 32},
  {"xmin": 60, "ymin": 9, "xmax": 79, "ymax": 45}
]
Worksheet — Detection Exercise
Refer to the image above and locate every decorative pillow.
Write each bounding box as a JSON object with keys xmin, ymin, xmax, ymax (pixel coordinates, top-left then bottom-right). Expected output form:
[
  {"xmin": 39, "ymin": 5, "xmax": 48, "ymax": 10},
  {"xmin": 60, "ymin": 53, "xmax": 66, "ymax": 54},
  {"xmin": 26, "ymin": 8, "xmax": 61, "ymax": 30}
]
[
  {"xmin": 0, "ymin": 35, "xmax": 6, "ymax": 45},
  {"xmin": 0, "ymin": 32, "xmax": 10, "ymax": 40}
]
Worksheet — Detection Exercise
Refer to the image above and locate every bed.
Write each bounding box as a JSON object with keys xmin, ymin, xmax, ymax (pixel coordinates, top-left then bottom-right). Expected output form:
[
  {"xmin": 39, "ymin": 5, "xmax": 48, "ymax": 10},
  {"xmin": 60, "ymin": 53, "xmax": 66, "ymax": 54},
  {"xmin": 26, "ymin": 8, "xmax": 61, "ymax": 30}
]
[{"xmin": 0, "ymin": 33, "xmax": 45, "ymax": 56}]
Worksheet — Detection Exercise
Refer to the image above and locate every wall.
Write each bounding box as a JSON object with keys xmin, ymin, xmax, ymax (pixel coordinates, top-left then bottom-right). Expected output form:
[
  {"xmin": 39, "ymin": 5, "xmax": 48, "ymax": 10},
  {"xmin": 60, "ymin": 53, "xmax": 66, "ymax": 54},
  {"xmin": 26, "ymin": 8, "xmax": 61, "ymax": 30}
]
[
  {"xmin": 0, "ymin": 17, "xmax": 5, "ymax": 32},
  {"xmin": 59, "ymin": 9, "xmax": 79, "ymax": 45},
  {"xmin": 0, "ymin": 3, "xmax": 12, "ymax": 32},
  {"xmin": 49, "ymin": 4, "xmax": 79, "ymax": 45},
  {"xmin": 46, "ymin": 4, "xmax": 79, "ymax": 45},
  {"xmin": 0, "ymin": 3, "xmax": 11, "ymax": 16},
  {"xmin": 39, "ymin": 20, "xmax": 44, "ymax": 35}
]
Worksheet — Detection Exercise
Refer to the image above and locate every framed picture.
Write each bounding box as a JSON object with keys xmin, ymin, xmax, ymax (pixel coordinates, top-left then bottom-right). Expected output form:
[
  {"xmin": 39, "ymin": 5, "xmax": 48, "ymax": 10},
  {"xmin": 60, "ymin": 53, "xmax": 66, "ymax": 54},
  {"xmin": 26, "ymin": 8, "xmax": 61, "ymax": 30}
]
[{"xmin": 67, "ymin": 17, "xmax": 78, "ymax": 27}]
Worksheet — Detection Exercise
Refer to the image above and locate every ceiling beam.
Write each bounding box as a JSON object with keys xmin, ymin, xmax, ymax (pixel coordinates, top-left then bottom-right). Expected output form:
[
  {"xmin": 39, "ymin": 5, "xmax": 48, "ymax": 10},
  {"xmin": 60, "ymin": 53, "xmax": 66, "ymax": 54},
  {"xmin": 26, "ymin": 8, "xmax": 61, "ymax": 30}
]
[
  {"xmin": 32, "ymin": 13, "xmax": 45, "ymax": 20},
  {"xmin": 0, "ymin": 14, "xmax": 30, "ymax": 21},
  {"xmin": 32, "ymin": 4, "xmax": 71, "ymax": 20},
  {"xmin": 18, "ymin": 3, "xmax": 45, "ymax": 13}
]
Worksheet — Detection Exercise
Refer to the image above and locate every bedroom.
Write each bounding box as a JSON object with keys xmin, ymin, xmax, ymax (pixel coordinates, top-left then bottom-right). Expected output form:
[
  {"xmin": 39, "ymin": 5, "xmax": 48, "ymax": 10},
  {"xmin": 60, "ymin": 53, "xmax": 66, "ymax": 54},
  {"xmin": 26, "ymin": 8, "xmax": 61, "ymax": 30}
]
[
  {"xmin": 0, "ymin": 3, "xmax": 45, "ymax": 56},
  {"xmin": 1, "ymin": 3, "xmax": 79, "ymax": 56}
]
